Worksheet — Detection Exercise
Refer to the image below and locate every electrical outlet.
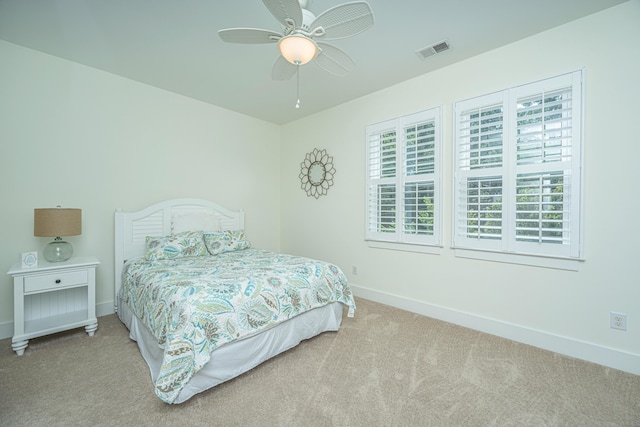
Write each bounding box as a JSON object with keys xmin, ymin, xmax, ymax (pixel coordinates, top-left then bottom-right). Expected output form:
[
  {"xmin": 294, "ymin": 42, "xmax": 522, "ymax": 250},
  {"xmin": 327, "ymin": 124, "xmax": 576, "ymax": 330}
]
[
  {"xmin": 352, "ymin": 265, "xmax": 358, "ymax": 276},
  {"xmin": 610, "ymin": 312, "xmax": 627, "ymax": 331}
]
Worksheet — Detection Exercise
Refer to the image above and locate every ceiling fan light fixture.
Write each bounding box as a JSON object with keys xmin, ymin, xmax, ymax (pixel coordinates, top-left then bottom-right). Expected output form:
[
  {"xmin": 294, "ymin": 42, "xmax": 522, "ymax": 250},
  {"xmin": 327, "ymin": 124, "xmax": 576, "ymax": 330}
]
[{"xmin": 278, "ymin": 35, "xmax": 318, "ymax": 65}]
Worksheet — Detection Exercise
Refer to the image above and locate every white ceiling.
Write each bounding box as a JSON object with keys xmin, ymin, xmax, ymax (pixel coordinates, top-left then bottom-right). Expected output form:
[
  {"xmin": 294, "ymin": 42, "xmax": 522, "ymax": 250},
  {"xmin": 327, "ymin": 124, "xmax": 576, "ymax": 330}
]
[{"xmin": 0, "ymin": 0, "xmax": 627, "ymax": 125}]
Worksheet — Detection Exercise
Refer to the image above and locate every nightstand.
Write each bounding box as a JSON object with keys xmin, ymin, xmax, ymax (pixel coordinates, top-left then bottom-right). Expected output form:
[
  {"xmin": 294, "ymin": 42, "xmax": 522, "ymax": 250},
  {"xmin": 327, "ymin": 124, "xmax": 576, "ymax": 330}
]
[{"xmin": 7, "ymin": 256, "xmax": 100, "ymax": 355}]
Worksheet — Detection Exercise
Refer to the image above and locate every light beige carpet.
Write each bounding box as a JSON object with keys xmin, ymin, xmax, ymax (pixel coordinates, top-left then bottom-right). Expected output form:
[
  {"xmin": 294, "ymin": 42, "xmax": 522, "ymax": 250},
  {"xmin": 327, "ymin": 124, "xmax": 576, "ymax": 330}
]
[{"xmin": 1, "ymin": 297, "xmax": 639, "ymax": 426}]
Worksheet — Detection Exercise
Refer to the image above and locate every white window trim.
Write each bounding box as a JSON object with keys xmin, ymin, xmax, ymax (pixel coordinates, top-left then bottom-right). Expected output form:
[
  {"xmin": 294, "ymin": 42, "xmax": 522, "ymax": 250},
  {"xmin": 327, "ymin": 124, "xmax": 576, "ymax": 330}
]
[
  {"xmin": 367, "ymin": 240, "xmax": 443, "ymax": 255},
  {"xmin": 366, "ymin": 107, "xmax": 442, "ymax": 251},
  {"xmin": 452, "ymin": 70, "xmax": 585, "ymax": 269},
  {"xmin": 454, "ymin": 248, "xmax": 583, "ymax": 271}
]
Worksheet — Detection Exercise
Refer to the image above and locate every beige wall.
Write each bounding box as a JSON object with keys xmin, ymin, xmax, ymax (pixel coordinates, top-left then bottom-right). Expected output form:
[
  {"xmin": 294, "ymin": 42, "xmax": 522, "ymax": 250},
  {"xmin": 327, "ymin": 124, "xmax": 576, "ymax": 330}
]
[
  {"xmin": 280, "ymin": 2, "xmax": 640, "ymax": 372},
  {"xmin": 0, "ymin": 40, "xmax": 282, "ymax": 328}
]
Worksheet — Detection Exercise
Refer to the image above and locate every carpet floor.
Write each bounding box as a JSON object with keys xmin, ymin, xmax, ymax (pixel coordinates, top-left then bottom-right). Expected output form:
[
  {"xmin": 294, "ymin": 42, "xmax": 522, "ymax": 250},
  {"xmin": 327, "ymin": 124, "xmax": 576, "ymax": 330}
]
[{"xmin": 1, "ymin": 297, "xmax": 639, "ymax": 426}]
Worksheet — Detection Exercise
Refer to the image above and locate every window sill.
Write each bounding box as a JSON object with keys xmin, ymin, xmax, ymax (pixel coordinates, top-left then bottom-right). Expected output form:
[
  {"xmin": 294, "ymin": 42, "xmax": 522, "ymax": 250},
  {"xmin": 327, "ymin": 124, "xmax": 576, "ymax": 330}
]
[
  {"xmin": 453, "ymin": 248, "xmax": 584, "ymax": 271},
  {"xmin": 367, "ymin": 240, "xmax": 442, "ymax": 255}
]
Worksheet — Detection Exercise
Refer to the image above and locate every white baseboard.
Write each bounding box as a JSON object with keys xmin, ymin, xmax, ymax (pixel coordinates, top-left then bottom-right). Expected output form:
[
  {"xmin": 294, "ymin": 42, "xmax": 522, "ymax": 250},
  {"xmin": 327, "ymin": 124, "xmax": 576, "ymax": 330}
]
[
  {"xmin": 351, "ymin": 284, "xmax": 640, "ymax": 376},
  {"xmin": 0, "ymin": 300, "xmax": 116, "ymax": 341},
  {"xmin": 96, "ymin": 300, "xmax": 116, "ymax": 317}
]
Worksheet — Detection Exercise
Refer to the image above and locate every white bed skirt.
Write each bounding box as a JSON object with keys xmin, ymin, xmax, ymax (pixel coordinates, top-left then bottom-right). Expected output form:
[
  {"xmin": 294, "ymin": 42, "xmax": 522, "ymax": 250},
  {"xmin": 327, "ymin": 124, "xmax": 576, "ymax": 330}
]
[{"xmin": 118, "ymin": 298, "xmax": 344, "ymax": 404}]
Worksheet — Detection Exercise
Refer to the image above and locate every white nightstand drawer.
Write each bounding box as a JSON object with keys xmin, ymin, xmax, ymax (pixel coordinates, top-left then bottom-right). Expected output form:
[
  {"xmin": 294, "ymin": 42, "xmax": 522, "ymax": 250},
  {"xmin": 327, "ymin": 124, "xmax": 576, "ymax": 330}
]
[{"xmin": 24, "ymin": 270, "xmax": 88, "ymax": 293}]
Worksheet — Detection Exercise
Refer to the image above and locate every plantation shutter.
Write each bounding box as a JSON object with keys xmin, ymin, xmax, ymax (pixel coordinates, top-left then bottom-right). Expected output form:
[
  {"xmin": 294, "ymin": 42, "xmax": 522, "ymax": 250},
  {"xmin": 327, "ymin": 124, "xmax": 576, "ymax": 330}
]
[
  {"xmin": 367, "ymin": 122, "xmax": 397, "ymax": 238},
  {"xmin": 366, "ymin": 108, "xmax": 441, "ymax": 246},
  {"xmin": 454, "ymin": 70, "xmax": 582, "ymax": 260},
  {"xmin": 454, "ymin": 91, "xmax": 506, "ymax": 252},
  {"xmin": 509, "ymin": 71, "xmax": 582, "ymax": 258}
]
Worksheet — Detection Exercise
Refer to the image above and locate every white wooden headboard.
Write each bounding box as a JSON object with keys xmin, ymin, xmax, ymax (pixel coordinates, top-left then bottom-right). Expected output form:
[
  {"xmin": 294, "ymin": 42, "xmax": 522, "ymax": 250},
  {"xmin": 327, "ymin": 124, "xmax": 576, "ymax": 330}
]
[{"xmin": 114, "ymin": 198, "xmax": 245, "ymax": 311}]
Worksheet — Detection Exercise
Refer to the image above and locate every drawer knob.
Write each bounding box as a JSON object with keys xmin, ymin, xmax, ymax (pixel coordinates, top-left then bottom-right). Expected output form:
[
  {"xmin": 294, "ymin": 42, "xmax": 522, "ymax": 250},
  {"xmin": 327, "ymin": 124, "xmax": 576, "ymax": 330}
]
[{"xmin": 55, "ymin": 279, "xmax": 61, "ymax": 284}]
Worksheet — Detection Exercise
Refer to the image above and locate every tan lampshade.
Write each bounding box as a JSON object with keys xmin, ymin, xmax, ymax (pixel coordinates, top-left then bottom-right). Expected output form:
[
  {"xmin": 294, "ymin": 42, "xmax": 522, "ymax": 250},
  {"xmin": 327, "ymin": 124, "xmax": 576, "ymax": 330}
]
[{"xmin": 34, "ymin": 208, "xmax": 82, "ymax": 237}]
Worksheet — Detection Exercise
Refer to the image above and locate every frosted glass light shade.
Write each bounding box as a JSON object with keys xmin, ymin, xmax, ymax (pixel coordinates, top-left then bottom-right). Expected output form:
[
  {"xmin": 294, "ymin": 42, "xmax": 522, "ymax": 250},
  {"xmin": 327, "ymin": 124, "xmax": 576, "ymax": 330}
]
[{"xmin": 278, "ymin": 35, "xmax": 318, "ymax": 65}]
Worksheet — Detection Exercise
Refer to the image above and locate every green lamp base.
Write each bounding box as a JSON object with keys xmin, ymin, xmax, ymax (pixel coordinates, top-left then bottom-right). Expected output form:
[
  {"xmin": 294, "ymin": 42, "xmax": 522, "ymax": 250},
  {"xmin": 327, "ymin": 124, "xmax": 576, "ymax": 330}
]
[{"xmin": 43, "ymin": 237, "xmax": 73, "ymax": 262}]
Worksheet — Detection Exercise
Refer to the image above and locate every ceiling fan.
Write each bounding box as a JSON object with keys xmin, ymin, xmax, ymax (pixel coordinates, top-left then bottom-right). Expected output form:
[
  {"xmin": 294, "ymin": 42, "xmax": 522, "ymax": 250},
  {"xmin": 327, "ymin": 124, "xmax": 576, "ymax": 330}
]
[{"xmin": 218, "ymin": 0, "xmax": 374, "ymax": 81}]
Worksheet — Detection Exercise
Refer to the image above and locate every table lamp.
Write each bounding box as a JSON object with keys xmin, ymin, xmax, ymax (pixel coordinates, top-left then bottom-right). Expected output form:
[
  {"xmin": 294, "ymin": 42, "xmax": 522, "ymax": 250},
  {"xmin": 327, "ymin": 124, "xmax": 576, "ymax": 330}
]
[{"xmin": 34, "ymin": 207, "xmax": 82, "ymax": 262}]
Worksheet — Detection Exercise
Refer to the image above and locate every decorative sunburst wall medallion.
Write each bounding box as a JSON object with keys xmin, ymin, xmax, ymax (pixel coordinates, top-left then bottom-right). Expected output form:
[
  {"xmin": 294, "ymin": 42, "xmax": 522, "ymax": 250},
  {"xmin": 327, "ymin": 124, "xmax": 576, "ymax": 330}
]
[{"xmin": 299, "ymin": 148, "xmax": 336, "ymax": 199}]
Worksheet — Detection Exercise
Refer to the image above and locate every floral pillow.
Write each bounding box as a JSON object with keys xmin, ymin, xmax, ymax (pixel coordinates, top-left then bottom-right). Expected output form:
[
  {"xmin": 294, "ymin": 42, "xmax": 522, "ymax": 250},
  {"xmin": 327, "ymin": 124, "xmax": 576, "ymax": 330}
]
[
  {"xmin": 145, "ymin": 231, "xmax": 208, "ymax": 261},
  {"xmin": 203, "ymin": 230, "xmax": 251, "ymax": 255}
]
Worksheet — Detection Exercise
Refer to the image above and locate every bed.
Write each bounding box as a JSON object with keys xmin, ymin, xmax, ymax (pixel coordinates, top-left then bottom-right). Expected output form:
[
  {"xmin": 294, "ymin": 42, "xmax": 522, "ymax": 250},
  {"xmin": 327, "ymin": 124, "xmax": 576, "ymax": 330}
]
[{"xmin": 114, "ymin": 198, "xmax": 355, "ymax": 404}]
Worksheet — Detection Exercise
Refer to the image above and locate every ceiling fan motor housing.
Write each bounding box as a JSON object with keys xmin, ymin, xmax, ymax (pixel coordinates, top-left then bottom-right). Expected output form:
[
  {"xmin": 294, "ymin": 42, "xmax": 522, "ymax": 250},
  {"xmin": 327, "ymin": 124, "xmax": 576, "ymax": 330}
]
[{"xmin": 284, "ymin": 8, "xmax": 316, "ymax": 35}]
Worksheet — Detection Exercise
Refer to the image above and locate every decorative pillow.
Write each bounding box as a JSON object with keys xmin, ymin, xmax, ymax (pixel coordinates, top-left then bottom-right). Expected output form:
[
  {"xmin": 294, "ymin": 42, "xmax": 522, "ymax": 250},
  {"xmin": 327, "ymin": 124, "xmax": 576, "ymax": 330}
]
[
  {"xmin": 145, "ymin": 231, "xmax": 208, "ymax": 261},
  {"xmin": 203, "ymin": 230, "xmax": 251, "ymax": 255},
  {"xmin": 172, "ymin": 212, "xmax": 220, "ymax": 234}
]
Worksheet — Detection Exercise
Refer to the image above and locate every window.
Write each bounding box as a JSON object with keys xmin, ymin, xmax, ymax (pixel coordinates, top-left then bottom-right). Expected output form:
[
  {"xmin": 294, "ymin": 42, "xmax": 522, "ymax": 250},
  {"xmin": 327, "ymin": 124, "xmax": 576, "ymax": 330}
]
[
  {"xmin": 366, "ymin": 108, "xmax": 441, "ymax": 251},
  {"xmin": 454, "ymin": 71, "xmax": 583, "ymax": 266}
]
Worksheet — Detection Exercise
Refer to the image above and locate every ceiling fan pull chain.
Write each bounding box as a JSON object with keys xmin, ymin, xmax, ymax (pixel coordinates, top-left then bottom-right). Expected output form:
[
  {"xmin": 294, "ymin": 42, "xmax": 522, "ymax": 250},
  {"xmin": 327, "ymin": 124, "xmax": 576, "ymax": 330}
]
[{"xmin": 295, "ymin": 60, "xmax": 301, "ymax": 108}]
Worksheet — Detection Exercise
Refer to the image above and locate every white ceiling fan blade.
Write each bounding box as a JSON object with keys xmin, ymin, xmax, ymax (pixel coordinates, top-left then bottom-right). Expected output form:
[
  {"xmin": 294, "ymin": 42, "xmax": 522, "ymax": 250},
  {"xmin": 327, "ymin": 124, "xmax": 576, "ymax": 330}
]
[
  {"xmin": 262, "ymin": 0, "xmax": 303, "ymax": 30},
  {"xmin": 314, "ymin": 42, "xmax": 355, "ymax": 76},
  {"xmin": 272, "ymin": 55, "xmax": 297, "ymax": 81},
  {"xmin": 310, "ymin": 1, "xmax": 374, "ymax": 40},
  {"xmin": 218, "ymin": 28, "xmax": 281, "ymax": 44}
]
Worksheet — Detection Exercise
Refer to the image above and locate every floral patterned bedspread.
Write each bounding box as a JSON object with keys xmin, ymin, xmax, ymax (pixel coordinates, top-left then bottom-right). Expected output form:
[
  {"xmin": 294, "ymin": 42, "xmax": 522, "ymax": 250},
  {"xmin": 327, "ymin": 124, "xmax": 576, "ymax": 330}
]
[{"xmin": 121, "ymin": 248, "xmax": 355, "ymax": 403}]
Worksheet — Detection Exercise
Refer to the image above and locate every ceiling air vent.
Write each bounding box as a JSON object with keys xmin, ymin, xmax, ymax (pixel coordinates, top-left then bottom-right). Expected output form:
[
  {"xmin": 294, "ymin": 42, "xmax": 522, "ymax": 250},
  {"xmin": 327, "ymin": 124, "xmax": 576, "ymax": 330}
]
[{"xmin": 415, "ymin": 40, "xmax": 450, "ymax": 60}]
